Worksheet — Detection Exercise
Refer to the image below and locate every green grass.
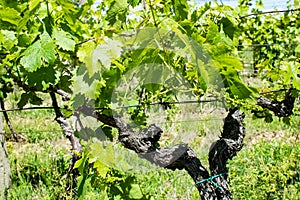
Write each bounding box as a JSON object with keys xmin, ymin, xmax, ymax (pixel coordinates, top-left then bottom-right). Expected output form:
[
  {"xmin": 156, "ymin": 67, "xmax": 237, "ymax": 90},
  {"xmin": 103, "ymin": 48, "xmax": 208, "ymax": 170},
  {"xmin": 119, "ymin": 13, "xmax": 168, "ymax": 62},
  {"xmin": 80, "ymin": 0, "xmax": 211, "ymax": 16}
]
[
  {"xmin": 2, "ymin": 102, "xmax": 71, "ymax": 199},
  {"xmin": 3, "ymin": 109, "xmax": 62, "ymax": 143},
  {"xmin": 6, "ymin": 140, "xmax": 73, "ymax": 200},
  {"xmin": 229, "ymin": 140, "xmax": 300, "ymax": 199}
]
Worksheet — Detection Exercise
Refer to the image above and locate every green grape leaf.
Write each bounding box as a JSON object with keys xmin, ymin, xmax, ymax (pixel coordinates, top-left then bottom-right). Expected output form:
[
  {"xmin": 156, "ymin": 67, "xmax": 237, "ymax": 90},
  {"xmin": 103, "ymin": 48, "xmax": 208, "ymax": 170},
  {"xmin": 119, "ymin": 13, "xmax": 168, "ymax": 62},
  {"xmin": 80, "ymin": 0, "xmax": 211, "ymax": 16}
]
[
  {"xmin": 225, "ymin": 76, "xmax": 257, "ymax": 99},
  {"xmin": 29, "ymin": 93, "xmax": 43, "ymax": 105},
  {"xmin": 106, "ymin": 0, "xmax": 128, "ymax": 25},
  {"xmin": 89, "ymin": 142, "xmax": 115, "ymax": 166},
  {"xmin": 173, "ymin": 0, "xmax": 188, "ymax": 21},
  {"xmin": 0, "ymin": 7, "xmax": 21, "ymax": 25},
  {"xmin": 100, "ymin": 125, "xmax": 114, "ymax": 141},
  {"xmin": 17, "ymin": 92, "xmax": 43, "ymax": 107},
  {"xmin": 0, "ymin": 30, "xmax": 17, "ymax": 50},
  {"xmin": 29, "ymin": 0, "xmax": 41, "ymax": 11},
  {"xmin": 77, "ymin": 41, "xmax": 97, "ymax": 78},
  {"xmin": 62, "ymin": 109, "xmax": 73, "ymax": 118},
  {"xmin": 53, "ymin": 27, "xmax": 76, "ymax": 51},
  {"xmin": 73, "ymin": 71, "xmax": 100, "ymax": 100},
  {"xmin": 89, "ymin": 142, "xmax": 115, "ymax": 177},
  {"xmin": 94, "ymin": 38, "xmax": 123, "ymax": 67},
  {"xmin": 17, "ymin": 13, "xmax": 31, "ymax": 32},
  {"xmin": 162, "ymin": 19, "xmax": 214, "ymax": 88},
  {"xmin": 220, "ymin": 17, "xmax": 236, "ymax": 40},
  {"xmin": 83, "ymin": 38, "xmax": 123, "ymax": 77},
  {"xmin": 93, "ymin": 161, "xmax": 111, "ymax": 177},
  {"xmin": 20, "ymin": 32, "xmax": 56, "ymax": 72},
  {"xmin": 221, "ymin": 67, "xmax": 257, "ymax": 99},
  {"xmin": 206, "ymin": 22, "xmax": 220, "ymax": 44},
  {"xmin": 17, "ymin": 92, "xmax": 31, "ymax": 108},
  {"xmin": 283, "ymin": 63, "xmax": 300, "ymax": 89},
  {"xmin": 74, "ymin": 152, "xmax": 88, "ymax": 174},
  {"xmin": 18, "ymin": 33, "xmax": 34, "ymax": 47},
  {"xmin": 128, "ymin": 0, "xmax": 141, "ymax": 7},
  {"xmin": 215, "ymin": 55, "xmax": 243, "ymax": 71},
  {"xmin": 57, "ymin": 75, "xmax": 72, "ymax": 93},
  {"xmin": 26, "ymin": 66, "xmax": 56, "ymax": 91},
  {"xmin": 229, "ymin": 80, "xmax": 254, "ymax": 98},
  {"xmin": 289, "ymin": 64, "xmax": 300, "ymax": 90}
]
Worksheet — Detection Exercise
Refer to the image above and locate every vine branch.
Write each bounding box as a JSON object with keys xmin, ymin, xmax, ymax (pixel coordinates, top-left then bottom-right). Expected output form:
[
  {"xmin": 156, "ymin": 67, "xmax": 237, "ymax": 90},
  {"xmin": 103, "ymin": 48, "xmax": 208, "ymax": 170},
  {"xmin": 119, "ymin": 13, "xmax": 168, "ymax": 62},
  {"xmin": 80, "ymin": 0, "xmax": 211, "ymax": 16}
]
[
  {"xmin": 257, "ymin": 89, "xmax": 296, "ymax": 117},
  {"xmin": 6, "ymin": 67, "xmax": 36, "ymax": 92},
  {"xmin": 93, "ymin": 108, "xmax": 245, "ymax": 200},
  {"xmin": 0, "ymin": 99, "xmax": 19, "ymax": 142},
  {"xmin": 49, "ymin": 92, "xmax": 82, "ymax": 181}
]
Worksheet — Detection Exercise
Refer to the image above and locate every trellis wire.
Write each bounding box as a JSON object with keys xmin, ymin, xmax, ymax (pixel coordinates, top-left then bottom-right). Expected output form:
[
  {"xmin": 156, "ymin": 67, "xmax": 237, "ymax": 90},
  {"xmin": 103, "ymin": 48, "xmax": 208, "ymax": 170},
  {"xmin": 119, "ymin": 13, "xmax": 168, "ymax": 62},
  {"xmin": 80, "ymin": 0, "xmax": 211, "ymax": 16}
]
[
  {"xmin": 0, "ymin": 115, "xmax": 256, "ymax": 136},
  {"xmin": 0, "ymin": 99, "xmax": 220, "ymax": 113},
  {"xmin": 240, "ymin": 7, "xmax": 300, "ymax": 19}
]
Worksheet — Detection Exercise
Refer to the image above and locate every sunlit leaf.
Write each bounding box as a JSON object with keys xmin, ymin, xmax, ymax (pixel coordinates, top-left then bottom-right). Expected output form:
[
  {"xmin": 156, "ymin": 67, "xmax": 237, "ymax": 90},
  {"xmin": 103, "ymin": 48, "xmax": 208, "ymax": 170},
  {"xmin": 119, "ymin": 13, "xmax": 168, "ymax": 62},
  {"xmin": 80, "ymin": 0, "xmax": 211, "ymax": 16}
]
[
  {"xmin": 53, "ymin": 27, "xmax": 76, "ymax": 51},
  {"xmin": 20, "ymin": 32, "xmax": 56, "ymax": 72},
  {"xmin": 215, "ymin": 55, "xmax": 243, "ymax": 71},
  {"xmin": 29, "ymin": 0, "xmax": 41, "ymax": 11},
  {"xmin": 94, "ymin": 38, "xmax": 123, "ymax": 67},
  {"xmin": 0, "ymin": 7, "xmax": 21, "ymax": 25},
  {"xmin": 89, "ymin": 142, "xmax": 115, "ymax": 166},
  {"xmin": 77, "ymin": 41, "xmax": 97, "ymax": 77},
  {"xmin": 89, "ymin": 142, "xmax": 115, "ymax": 177},
  {"xmin": 0, "ymin": 30, "xmax": 17, "ymax": 50}
]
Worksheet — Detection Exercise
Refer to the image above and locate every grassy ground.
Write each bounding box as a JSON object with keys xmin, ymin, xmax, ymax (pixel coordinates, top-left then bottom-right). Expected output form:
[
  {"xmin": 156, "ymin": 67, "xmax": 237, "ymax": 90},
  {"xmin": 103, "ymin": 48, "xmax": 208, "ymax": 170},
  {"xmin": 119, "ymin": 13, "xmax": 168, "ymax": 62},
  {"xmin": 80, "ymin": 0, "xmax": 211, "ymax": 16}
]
[{"xmin": 2, "ymin": 100, "xmax": 299, "ymax": 199}]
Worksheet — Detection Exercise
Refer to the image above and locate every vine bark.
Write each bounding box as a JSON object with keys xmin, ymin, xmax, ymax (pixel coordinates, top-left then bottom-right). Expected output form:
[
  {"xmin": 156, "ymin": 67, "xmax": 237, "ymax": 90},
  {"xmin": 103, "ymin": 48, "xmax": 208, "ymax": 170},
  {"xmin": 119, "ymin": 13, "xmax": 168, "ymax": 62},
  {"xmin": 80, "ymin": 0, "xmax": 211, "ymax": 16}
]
[
  {"xmin": 92, "ymin": 108, "xmax": 245, "ymax": 199},
  {"xmin": 49, "ymin": 92, "xmax": 82, "ymax": 189},
  {"xmin": 257, "ymin": 89, "xmax": 295, "ymax": 117}
]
